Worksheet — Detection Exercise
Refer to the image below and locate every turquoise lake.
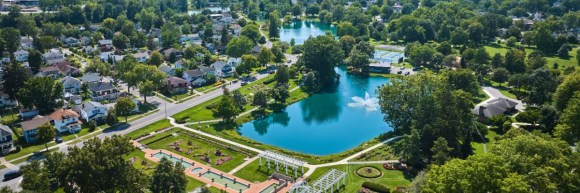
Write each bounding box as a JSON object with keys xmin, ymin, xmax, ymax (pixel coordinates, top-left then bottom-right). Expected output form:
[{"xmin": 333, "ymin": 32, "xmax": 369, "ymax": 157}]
[
  {"xmin": 238, "ymin": 68, "xmax": 392, "ymax": 155},
  {"xmin": 279, "ymin": 20, "xmax": 337, "ymax": 45}
]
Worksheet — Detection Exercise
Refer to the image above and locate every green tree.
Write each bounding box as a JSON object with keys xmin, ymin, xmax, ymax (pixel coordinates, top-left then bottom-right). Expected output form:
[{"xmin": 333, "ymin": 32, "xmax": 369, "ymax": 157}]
[
  {"xmin": 431, "ymin": 137, "xmax": 452, "ymax": 165},
  {"xmin": 252, "ymin": 90, "xmax": 269, "ymax": 108},
  {"xmin": 17, "ymin": 17, "xmax": 38, "ymax": 37},
  {"xmin": 112, "ymin": 34, "xmax": 130, "ymax": 49},
  {"xmin": 534, "ymin": 25, "xmax": 557, "ymax": 53},
  {"xmin": 339, "ymin": 35, "xmax": 356, "ymax": 56},
  {"xmin": 271, "ymin": 45, "xmax": 284, "ymax": 63},
  {"xmin": 241, "ymin": 24, "xmax": 260, "ymax": 42},
  {"xmin": 268, "ymin": 11, "xmax": 281, "ymax": 38},
  {"xmin": 2, "ymin": 62, "xmax": 30, "ymax": 100},
  {"xmin": 226, "ymin": 36, "xmax": 254, "ymax": 58},
  {"xmin": 436, "ymin": 42, "xmax": 452, "ymax": 56},
  {"xmin": 150, "ymin": 158, "xmax": 187, "ymax": 193},
  {"xmin": 28, "ymin": 49, "xmax": 43, "ymax": 73},
  {"xmin": 213, "ymin": 95, "xmax": 240, "ymax": 122},
  {"xmin": 257, "ymin": 47, "xmax": 273, "ymax": 66},
  {"xmin": 161, "ymin": 22, "xmax": 181, "ymax": 48},
  {"xmin": 275, "ymin": 65, "xmax": 290, "ymax": 84},
  {"xmin": 237, "ymin": 54, "xmax": 258, "ymax": 75},
  {"xmin": 115, "ymin": 97, "xmax": 136, "ymax": 122},
  {"xmin": 337, "ymin": 21, "xmax": 358, "ymax": 37},
  {"xmin": 292, "ymin": 4, "xmax": 302, "ymax": 18},
  {"xmin": 346, "ymin": 46, "xmax": 370, "ymax": 76},
  {"xmin": 491, "ymin": 68, "xmax": 510, "ymax": 86},
  {"xmin": 272, "ymin": 83, "xmax": 290, "ymax": 104},
  {"xmin": 555, "ymin": 91, "xmax": 580, "ymax": 143},
  {"xmin": 20, "ymin": 161, "xmax": 51, "ymax": 193},
  {"xmin": 60, "ymin": 136, "xmax": 147, "ymax": 192},
  {"xmin": 444, "ymin": 69, "xmax": 480, "ymax": 96},
  {"xmin": 504, "ymin": 49, "xmax": 526, "ymax": 73},
  {"xmin": 139, "ymin": 80, "xmax": 156, "ymax": 103},
  {"xmin": 553, "ymin": 72, "xmax": 580, "ymax": 111},
  {"xmin": 1, "ymin": 28, "xmax": 20, "ymax": 56},
  {"xmin": 37, "ymin": 123, "xmax": 55, "ymax": 151},
  {"xmin": 301, "ymin": 35, "xmax": 344, "ymax": 89},
  {"xmin": 231, "ymin": 90, "xmax": 247, "ymax": 110},
  {"xmin": 149, "ymin": 51, "xmax": 163, "ymax": 66},
  {"xmin": 17, "ymin": 77, "xmax": 64, "ymax": 114}
]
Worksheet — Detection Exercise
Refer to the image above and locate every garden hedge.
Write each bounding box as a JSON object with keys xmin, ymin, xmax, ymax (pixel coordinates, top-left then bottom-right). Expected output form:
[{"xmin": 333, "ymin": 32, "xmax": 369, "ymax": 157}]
[{"xmin": 362, "ymin": 181, "xmax": 390, "ymax": 193}]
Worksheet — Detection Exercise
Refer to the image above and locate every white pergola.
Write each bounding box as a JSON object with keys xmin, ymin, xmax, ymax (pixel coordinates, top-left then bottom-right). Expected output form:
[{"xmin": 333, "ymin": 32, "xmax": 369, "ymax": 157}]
[
  {"xmin": 288, "ymin": 169, "xmax": 347, "ymax": 193},
  {"xmin": 258, "ymin": 150, "xmax": 307, "ymax": 178}
]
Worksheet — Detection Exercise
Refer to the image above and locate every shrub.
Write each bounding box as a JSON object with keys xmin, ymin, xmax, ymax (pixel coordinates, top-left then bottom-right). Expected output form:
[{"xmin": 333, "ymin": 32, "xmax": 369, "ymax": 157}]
[
  {"xmin": 263, "ymin": 78, "xmax": 276, "ymax": 85},
  {"xmin": 362, "ymin": 181, "xmax": 390, "ymax": 193},
  {"xmin": 356, "ymin": 166, "xmax": 383, "ymax": 178},
  {"xmin": 176, "ymin": 117, "xmax": 188, "ymax": 124}
]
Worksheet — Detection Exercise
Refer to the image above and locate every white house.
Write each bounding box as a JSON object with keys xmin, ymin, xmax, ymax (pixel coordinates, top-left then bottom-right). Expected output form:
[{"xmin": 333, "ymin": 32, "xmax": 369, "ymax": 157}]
[
  {"xmin": 61, "ymin": 76, "xmax": 82, "ymax": 94},
  {"xmin": 0, "ymin": 91, "xmax": 17, "ymax": 108},
  {"xmin": 43, "ymin": 49, "xmax": 65, "ymax": 65},
  {"xmin": 210, "ymin": 61, "xmax": 234, "ymax": 77},
  {"xmin": 14, "ymin": 49, "xmax": 29, "ymax": 62},
  {"xmin": 50, "ymin": 109, "xmax": 82, "ymax": 133},
  {"xmin": 183, "ymin": 69, "xmax": 204, "ymax": 82},
  {"xmin": 73, "ymin": 101, "xmax": 108, "ymax": 122},
  {"xmin": 132, "ymin": 52, "xmax": 149, "ymax": 63},
  {"xmin": 227, "ymin": 57, "xmax": 241, "ymax": 67}
]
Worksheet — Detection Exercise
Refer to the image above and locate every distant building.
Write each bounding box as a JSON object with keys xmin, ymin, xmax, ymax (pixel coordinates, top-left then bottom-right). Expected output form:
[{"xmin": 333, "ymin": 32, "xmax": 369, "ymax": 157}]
[
  {"xmin": 164, "ymin": 77, "xmax": 189, "ymax": 94},
  {"xmin": 89, "ymin": 82, "xmax": 120, "ymax": 101},
  {"xmin": 0, "ymin": 124, "xmax": 15, "ymax": 154},
  {"xmin": 369, "ymin": 62, "xmax": 391, "ymax": 73}
]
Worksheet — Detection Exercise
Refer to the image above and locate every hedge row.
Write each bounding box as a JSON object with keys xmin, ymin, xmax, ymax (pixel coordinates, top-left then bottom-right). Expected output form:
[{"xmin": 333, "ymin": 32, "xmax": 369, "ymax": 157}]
[{"xmin": 362, "ymin": 181, "xmax": 390, "ymax": 193}]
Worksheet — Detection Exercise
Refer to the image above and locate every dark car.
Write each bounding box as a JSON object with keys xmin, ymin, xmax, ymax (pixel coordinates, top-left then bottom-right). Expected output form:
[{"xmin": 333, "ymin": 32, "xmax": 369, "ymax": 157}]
[
  {"xmin": 3, "ymin": 170, "xmax": 22, "ymax": 181},
  {"xmin": 397, "ymin": 71, "xmax": 403, "ymax": 74},
  {"xmin": 55, "ymin": 135, "xmax": 63, "ymax": 143},
  {"xmin": 405, "ymin": 71, "xmax": 410, "ymax": 75},
  {"xmin": 287, "ymin": 60, "xmax": 292, "ymax": 63}
]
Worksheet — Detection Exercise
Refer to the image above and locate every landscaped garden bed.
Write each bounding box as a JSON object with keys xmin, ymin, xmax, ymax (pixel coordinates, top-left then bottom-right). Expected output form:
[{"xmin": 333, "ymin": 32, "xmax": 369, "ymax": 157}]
[{"xmin": 356, "ymin": 166, "xmax": 383, "ymax": 178}]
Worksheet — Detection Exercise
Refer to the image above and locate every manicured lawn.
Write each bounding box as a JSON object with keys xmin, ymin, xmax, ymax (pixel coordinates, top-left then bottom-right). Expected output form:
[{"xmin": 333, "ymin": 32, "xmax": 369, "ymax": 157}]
[
  {"xmin": 162, "ymin": 92, "xmax": 195, "ymax": 101},
  {"xmin": 474, "ymin": 88, "xmax": 490, "ymax": 104},
  {"xmin": 484, "ymin": 44, "xmax": 579, "ymax": 72},
  {"xmin": 5, "ymin": 140, "xmax": 56, "ymax": 161},
  {"xmin": 126, "ymin": 119, "xmax": 171, "ymax": 139},
  {"xmin": 233, "ymin": 159, "xmax": 308, "ymax": 183},
  {"xmin": 0, "ymin": 110, "xmax": 19, "ymax": 125},
  {"xmin": 490, "ymin": 81, "xmax": 518, "ymax": 99},
  {"xmin": 349, "ymin": 145, "xmax": 397, "ymax": 162},
  {"xmin": 471, "ymin": 130, "xmax": 498, "ymax": 155},
  {"xmin": 145, "ymin": 130, "xmax": 253, "ymax": 172},
  {"xmin": 308, "ymin": 164, "xmax": 412, "ymax": 192},
  {"xmin": 173, "ymin": 74, "xmax": 277, "ymax": 123}
]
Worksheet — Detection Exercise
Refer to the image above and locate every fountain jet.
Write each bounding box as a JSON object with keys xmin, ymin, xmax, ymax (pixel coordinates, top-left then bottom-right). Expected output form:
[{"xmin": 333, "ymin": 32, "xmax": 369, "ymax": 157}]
[{"xmin": 347, "ymin": 92, "xmax": 380, "ymax": 111}]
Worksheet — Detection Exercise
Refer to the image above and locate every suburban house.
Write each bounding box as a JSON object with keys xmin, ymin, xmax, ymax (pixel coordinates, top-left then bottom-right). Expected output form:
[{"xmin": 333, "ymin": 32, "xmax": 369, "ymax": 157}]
[
  {"xmin": 98, "ymin": 39, "xmax": 113, "ymax": 50},
  {"xmin": 69, "ymin": 95, "xmax": 83, "ymax": 105},
  {"xmin": 0, "ymin": 91, "xmax": 17, "ymax": 108},
  {"xmin": 472, "ymin": 97, "xmax": 519, "ymax": 120},
  {"xmin": 227, "ymin": 57, "xmax": 241, "ymax": 67},
  {"xmin": 37, "ymin": 65, "xmax": 61, "ymax": 78},
  {"xmin": 183, "ymin": 69, "xmax": 204, "ymax": 82},
  {"xmin": 199, "ymin": 66, "xmax": 216, "ymax": 76},
  {"xmin": 50, "ymin": 109, "xmax": 82, "ymax": 133},
  {"xmin": 19, "ymin": 108, "xmax": 39, "ymax": 120},
  {"xmin": 164, "ymin": 77, "xmax": 189, "ymax": 94},
  {"xmin": 80, "ymin": 72, "xmax": 102, "ymax": 83},
  {"xmin": 62, "ymin": 37, "xmax": 80, "ymax": 47},
  {"xmin": 80, "ymin": 36, "xmax": 91, "ymax": 46},
  {"xmin": 252, "ymin": 46, "xmax": 261, "ymax": 54},
  {"xmin": 73, "ymin": 101, "xmax": 108, "ymax": 122},
  {"xmin": 61, "ymin": 76, "xmax": 82, "ymax": 94},
  {"xmin": 163, "ymin": 48, "xmax": 183, "ymax": 60},
  {"xmin": 42, "ymin": 49, "xmax": 65, "ymax": 65},
  {"xmin": 210, "ymin": 61, "xmax": 234, "ymax": 77},
  {"xmin": 369, "ymin": 62, "xmax": 391, "ymax": 73},
  {"xmin": 132, "ymin": 52, "xmax": 150, "ymax": 63},
  {"xmin": 55, "ymin": 61, "xmax": 81, "ymax": 76},
  {"xmin": 20, "ymin": 36, "xmax": 33, "ymax": 49},
  {"xmin": 191, "ymin": 78, "xmax": 207, "ymax": 87},
  {"xmin": 159, "ymin": 64, "xmax": 175, "ymax": 76},
  {"xmin": 14, "ymin": 49, "xmax": 29, "ymax": 62},
  {"xmin": 89, "ymin": 82, "xmax": 121, "ymax": 101},
  {"xmin": 20, "ymin": 115, "xmax": 52, "ymax": 143},
  {"xmin": 0, "ymin": 125, "xmax": 14, "ymax": 154}
]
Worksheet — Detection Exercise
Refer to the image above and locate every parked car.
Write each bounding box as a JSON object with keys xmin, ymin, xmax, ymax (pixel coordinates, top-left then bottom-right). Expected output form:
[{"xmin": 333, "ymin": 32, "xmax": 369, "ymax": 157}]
[
  {"xmin": 287, "ymin": 60, "xmax": 292, "ymax": 63},
  {"xmin": 397, "ymin": 71, "xmax": 403, "ymax": 74},
  {"xmin": 55, "ymin": 135, "xmax": 63, "ymax": 143},
  {"xmin": 3, "ymin": 170, "xmax": 22, "ymax": 181},
  {"xmin": 405, "ymin": 71, "xmax": 410, "ymax": 75}
]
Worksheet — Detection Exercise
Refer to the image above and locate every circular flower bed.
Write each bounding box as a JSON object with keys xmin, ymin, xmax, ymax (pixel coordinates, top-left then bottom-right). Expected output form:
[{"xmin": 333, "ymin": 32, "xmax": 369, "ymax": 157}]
[{"xmin": 356, "ymin": 166, "xmax": 383, "ymax": 178}]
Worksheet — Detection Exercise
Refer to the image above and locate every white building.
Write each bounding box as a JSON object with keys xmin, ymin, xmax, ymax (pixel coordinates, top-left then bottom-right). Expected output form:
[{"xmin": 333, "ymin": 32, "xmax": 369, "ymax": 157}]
[
  {"xmin": 50, "ymin": 109, "xmax": 82, "ymax": 133},
  {"xmin": 73, "ymin": 101, "xmax": 108, "ymax": 122},
  {"xmin": 14, "ymin": 49, "xmax": 29, "ymax": 62}
]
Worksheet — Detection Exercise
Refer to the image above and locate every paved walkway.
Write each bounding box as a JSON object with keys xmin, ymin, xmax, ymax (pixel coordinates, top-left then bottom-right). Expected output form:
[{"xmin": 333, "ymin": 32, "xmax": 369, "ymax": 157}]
[
  {"xmin": 228, "ymin": 156, "xmax": 258, "ymax": 175},
  {"xmin": 0, "ymin": 158, "xmax": 17, "ymax": 169}
]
